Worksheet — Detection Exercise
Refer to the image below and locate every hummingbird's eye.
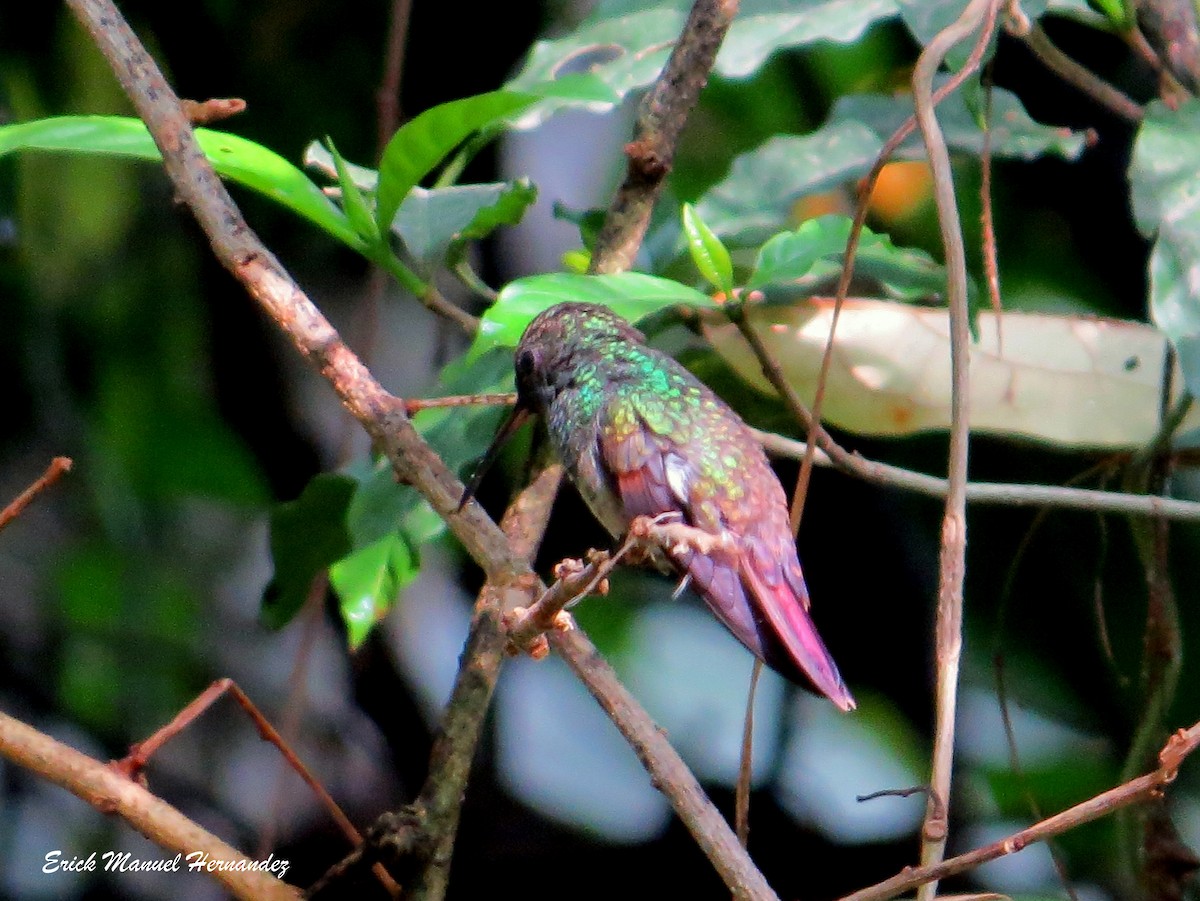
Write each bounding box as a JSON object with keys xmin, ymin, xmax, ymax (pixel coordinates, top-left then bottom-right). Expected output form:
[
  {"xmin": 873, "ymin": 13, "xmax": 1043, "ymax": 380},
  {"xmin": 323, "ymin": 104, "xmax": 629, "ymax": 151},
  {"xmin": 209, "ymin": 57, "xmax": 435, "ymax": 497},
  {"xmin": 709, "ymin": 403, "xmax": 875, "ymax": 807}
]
[{"xmin": 515, "ymin": 348, "xmax": 537, "ymax": 380}]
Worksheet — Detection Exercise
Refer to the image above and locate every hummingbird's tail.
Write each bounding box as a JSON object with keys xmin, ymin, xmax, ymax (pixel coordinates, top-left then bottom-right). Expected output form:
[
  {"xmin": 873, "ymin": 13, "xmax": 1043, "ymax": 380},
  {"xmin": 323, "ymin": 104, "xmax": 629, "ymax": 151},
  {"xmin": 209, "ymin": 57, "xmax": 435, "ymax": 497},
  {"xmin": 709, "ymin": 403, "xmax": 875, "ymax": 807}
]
[
  {"xmin": 739, "ymin": 560, "xmax": 856, "ymax": 711},
  {"xmin": 677, "ymin": 543, "xmax": 855, "ymax": 711}
]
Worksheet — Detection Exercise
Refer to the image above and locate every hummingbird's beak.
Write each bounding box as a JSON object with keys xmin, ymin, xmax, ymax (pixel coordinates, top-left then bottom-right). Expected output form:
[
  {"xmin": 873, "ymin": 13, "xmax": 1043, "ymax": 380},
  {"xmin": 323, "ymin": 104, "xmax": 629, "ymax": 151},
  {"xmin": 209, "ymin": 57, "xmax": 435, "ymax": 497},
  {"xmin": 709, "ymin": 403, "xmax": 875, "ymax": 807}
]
[{"xmin": 457, "ymin": 404, "xmax": 533, "ymax": 511}]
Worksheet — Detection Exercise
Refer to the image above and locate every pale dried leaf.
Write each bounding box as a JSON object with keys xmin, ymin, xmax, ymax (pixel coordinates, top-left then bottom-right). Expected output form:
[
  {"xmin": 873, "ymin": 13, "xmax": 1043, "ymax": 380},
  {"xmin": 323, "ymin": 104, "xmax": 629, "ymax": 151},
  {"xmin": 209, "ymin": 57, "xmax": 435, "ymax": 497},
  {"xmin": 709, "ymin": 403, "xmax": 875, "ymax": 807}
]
[{"xmin": 703, "ymin": 299, "xmax": 1200, "ymax": 450}]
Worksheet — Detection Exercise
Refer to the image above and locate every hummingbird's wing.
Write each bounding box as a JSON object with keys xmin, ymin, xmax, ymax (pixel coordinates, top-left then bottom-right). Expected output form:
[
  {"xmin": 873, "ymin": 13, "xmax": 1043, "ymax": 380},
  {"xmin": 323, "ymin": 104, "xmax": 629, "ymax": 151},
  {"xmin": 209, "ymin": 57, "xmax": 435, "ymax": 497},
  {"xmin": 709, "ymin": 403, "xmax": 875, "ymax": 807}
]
[{"xmin": 597, "ymin": 397, "xmax": 854, "ymax": 710}]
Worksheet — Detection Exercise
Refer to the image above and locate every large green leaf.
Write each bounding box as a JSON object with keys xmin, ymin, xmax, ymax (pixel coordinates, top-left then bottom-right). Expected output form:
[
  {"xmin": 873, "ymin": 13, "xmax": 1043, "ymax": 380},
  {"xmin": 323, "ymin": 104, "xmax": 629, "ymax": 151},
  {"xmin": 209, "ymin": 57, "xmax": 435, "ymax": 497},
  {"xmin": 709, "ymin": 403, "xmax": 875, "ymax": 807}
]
[
  {"xmin": 746, "ymin": 214, "xmax": 947, "ymax": 299},
  {"xmin": 830, "ymin": 84, "xmax": 1087, "ymax": 162},
  {"xmin": 694, "ymin": 120, "xmax": 884, "ymax": 245},
  {"xmin": 265, "ymin": 351, "xmax": 515, "ymax": 638},
  {"xmin": 330, "ymin": 532, "xmax": 417, "ymax": 649},
  {"xmin": 694, "ymin": 87, "xmax": 1086, "ymax": 246},
  {"xmin": 397, "ymin": 180, "xmax": 538, "ymax": 265},
  {"xmin": 1130, "ymin": 99, "xmax": 1200, "ymax": 397},
  {"xmin": 470, "ymin": 272, "xmax": 717, "ymax": 360},
  {"xmin": 263, "ymin": 474, "xmax": 356, "ymax": 628},
  {"xmin": 374, "ymin": 91, "xmax": 538, "ymax": 234},
  {"xmin": 508, "ymin": 0, "xmax": 901, "ymax": 127},
  {"xmin": 0, "ymin": 115, "xmax": 362, "ymax": 249}
]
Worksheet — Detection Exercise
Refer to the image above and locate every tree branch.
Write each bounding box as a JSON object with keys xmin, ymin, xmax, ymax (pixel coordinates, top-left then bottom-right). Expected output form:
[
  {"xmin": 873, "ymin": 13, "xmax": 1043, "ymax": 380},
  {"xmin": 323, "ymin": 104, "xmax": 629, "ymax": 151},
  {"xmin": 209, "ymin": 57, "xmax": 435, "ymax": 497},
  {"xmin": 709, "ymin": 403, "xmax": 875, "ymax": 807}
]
[
  {"xmin": 589, "ymin": 0, "xmax": 739, "ymax": 273},
  {"xmin": 0, "ymin": 709, "xmax": 299, "ymax": 901},
  {"xmin": 840, "ymin": 720, "xmax": 1200, "ymax": 901},
  {"xmin": 405, "ymin": 460, "xmax": 562, "ymax": 901},
  {"xmin": 754, "ymin": 430, "xmax": 1200, "ymax": 520},
  {"xmin": 65, "ymin": 2, "xmax": 777, "ymax": 898}
]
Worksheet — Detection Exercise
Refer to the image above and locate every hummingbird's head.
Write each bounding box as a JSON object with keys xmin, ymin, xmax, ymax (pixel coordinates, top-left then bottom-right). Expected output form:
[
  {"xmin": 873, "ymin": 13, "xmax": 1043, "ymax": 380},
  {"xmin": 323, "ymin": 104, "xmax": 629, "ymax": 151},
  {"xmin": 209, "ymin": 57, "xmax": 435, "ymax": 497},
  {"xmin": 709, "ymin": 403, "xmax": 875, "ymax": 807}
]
[
  {"xmin": 458, "ymin": 303, "xmax": 643, "ymax": 510},
  {"xmin": 514, "ymin": 302, "xmax": 645, "ymax": 413}
]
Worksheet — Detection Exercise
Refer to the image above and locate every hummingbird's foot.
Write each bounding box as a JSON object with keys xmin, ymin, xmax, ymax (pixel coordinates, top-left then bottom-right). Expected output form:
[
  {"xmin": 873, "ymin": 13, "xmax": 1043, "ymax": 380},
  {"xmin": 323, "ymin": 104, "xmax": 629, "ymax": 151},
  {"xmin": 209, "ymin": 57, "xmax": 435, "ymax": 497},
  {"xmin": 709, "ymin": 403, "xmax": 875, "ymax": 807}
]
[{"xmin": 629, "ymin": 514, "xmax": 740, "ymax": 559}]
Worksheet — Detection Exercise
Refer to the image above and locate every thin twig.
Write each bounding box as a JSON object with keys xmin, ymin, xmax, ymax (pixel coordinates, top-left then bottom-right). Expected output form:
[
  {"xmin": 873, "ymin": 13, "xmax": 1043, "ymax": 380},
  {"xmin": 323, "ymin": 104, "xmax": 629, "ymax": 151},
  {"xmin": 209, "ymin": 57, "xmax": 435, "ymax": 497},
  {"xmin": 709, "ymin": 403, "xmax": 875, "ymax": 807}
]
[
  {"xmin": 589, "ymin": 0, "xmax": 739, "ymax": 273},
  {"xmin": 0, "ymin": 456, "xmax": 72, "ymax": 533},
  {"xmin": 1015, "ymin": 24, "xmax": 1144, "ymax": 123},
  {"xmin": 735, "ymin": 659, "xmax": 762, "ymax": 848},
  {"xmin": 979, "ymin": 62, "xmax": 1004, "ymax": 357},
  {"xmin": 994, "ymin": 655, "xmax": 1081, "ymax": 900},
  {"xmin": 0, "ymin": 709, "xmax": 299, "ymax": 901},
  {"xmin": 857, "ymin": 785, "xmax": 930, "ymax": 804},
  {"xmin": 911, "ymin": 1, "xmax": 999, "ymax": 893},
  {"xmin": 754, "ymin": 430, "xmax": 1200, "ymax": 520},
  {"xmin": 114, "ymin": 679, "xmax": 366, "ymax": 854},
  {"xmin": 787, "ymin": 18, "xmax": 1003, "ymax": 535},
  {"xmin": 840, "ymin": 720, "xmax": 1200, "ymax": 901},
  {"xmin": 405, "ymin": 393, "xmax": 516, "ymax": 415},
  {"xmin": 376, "ymin": 0, "xmax": 414, "ymax": 155},
  {"xmin": 181, "ymin": 97, "xmax": 246, "ymax": 125}
]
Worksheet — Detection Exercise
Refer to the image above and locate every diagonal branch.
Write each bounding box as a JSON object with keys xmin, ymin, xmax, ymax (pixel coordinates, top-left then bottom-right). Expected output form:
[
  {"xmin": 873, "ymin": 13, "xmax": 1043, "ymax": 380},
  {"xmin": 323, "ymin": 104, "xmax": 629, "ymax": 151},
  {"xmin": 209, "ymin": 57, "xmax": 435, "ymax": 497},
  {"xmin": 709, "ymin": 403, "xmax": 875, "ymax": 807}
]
[
  {"xmin": 0, "ymin": 709, "xmax": 299, "ymax": 900},
  {"xmin": 65, "ymin": 1, "xmax": 777, "ymax": 898},
  {"xmin": 404, "ymin": 459, "xmax": 562, "ymax": 901}
]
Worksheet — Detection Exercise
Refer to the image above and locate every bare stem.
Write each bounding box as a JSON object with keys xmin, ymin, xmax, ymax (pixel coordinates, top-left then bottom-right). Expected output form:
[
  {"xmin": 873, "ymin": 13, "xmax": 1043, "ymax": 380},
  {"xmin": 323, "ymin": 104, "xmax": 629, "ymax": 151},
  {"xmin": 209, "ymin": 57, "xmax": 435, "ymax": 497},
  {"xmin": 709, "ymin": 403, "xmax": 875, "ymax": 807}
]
[
  {"xmin": 0, "ymin": 456, "xmax": 72, "ymax": 533},
  {"xmin": 754, "ymin": 430, "xmax": 1200, "ymax": 521},
  {"xmin": 911, "ymin": 1, "xmax": 999, "ymax": 893},
  {"xmin": 1015, "ymin": 24, "xmax": 1144, "ymax": 123}
]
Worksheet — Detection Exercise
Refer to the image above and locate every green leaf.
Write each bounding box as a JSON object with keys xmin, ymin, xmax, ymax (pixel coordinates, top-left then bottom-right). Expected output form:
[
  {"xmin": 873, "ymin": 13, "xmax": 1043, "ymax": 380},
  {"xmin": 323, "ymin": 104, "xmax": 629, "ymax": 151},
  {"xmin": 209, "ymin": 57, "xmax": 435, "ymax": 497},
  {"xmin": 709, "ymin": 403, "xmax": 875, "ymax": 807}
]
[
  {"xmin": 0, "ymin": 115, "xmax": 362, "ymax": 250},
  {"xmin": 681, "ymin": 203, "xmax": 734, "ymax": 296},
  {"xmin": 1129, "ymin": 99, "xmax": 1200, "ymax": 397},
  {"xmin": 470, "ymin": 273, "xmax": 717, "ymax": 359},
  {"xmin": 326, "ymin": 137, "xmax": 379, "ymax": 244},
  {"xmin": 263, "ymin": 474, "xmax": 356, "ymax": 628},
  {"xmin": 747, "ymin": 214, "xmax": 947, "ymax": 299},
  {"xmin": 830, "ymin": 83, "xmax": 1087, "ymax": 162},
  {"xmin": 552, "ymin": 202, "xmax": 608, "ymax": 251},
  {"xmin": 265, "ymin": 351, "xmax": 514, "ymax": 637},
  {"xmin": 395, "ymin": 180, "xmax": 537, "ymax": 265},
  {"xmin": 507, "ymin": 0, "xmax": 900, "ymax": 128},
  {"xmin": 330, "ymin": 533, "xmax": 417, "ymax": 649},
  {"xmin": 374, "ymin": 90, "xmax": 538, "ymax": 234},
  {"xmin": 694, "ymin": 120, "xmax": 884, "ymax": 245},
  {"xmin": 694, "ymin": 87, "xmax": 1086, "ymax": 246}
]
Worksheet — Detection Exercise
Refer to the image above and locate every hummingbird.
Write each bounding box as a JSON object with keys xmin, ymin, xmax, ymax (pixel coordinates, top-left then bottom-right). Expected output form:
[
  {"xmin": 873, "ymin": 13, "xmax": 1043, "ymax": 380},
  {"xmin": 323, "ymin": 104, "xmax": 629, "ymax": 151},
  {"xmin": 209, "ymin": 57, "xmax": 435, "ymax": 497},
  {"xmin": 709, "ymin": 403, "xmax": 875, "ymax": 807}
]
[{"xmin": 464, "ymin": 302, "xmax": 854, "ymax": 711}]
